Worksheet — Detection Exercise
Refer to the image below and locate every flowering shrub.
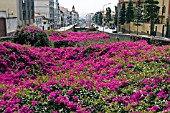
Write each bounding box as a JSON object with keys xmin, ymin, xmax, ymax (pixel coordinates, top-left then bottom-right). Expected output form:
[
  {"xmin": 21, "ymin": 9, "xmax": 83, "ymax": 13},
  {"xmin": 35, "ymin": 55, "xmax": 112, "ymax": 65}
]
[
  {"xmin": 49, "ymin": 31, "xmax": 109, "ymax": 48},
  {"xmin": 13, "ymin": 26, "xmax": 52, "ymax": 47},
  {"xmin": 0, "ymin": 40, "xmax": 170, "ymax": 112},
  {"xmin": 86, "ymin": 27, "xmax": 97, "ymax": 32},
  {"xmin": 46, "ymin": 29, "xmax": 60, "ymax": 37}
]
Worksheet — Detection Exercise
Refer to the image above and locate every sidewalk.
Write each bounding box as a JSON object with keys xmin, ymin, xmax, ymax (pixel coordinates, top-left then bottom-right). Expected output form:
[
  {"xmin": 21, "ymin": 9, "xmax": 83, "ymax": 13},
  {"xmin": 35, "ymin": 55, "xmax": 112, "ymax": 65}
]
[
  {"xmin": 56, "ymin": 25, "xmax": 74, "ymax": 31},
  {"xmin": 95, "ymin": 24, "xmax": 170, "ymax": 42}
]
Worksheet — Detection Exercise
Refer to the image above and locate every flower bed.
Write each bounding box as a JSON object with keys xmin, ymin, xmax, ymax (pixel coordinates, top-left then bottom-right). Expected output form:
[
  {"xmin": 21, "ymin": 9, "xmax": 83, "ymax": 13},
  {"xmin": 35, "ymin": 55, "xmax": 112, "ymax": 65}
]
[
  {"xmin": 49, "ymin": 32, "xmax": 109, "ymax": 47},
  {"xmin": 0, "ymin": 40, "xmax": 170, "ymax": 112}
]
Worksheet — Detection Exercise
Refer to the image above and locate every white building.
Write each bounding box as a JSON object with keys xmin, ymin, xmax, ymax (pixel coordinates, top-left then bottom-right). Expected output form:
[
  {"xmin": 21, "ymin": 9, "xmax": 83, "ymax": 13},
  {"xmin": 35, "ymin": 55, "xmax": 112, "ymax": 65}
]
[
  {"xmin": 34, "ymin": 0, "xmax": 54, "ymax": 29},
  {"xmin": 34, "ymin": 13, "xmax": 43, "ymax": 29},
  {"xmin": 70, "ymin": 6, "xmax": 79, "ymax": 24},
  {"xmin": 86, "ymin": 13, "xmax": 94, "ymax": 23},
  {"xmin": 59, "ymin": 6, "xmax": 70, "ymax": 26}
]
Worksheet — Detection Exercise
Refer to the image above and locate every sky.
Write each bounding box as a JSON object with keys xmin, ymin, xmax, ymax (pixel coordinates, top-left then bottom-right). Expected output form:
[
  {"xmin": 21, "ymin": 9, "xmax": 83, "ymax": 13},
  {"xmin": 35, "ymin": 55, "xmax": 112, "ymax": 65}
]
[{"xmin": 58, "ymin": 0, "xmax": 118, "ymax": 18}]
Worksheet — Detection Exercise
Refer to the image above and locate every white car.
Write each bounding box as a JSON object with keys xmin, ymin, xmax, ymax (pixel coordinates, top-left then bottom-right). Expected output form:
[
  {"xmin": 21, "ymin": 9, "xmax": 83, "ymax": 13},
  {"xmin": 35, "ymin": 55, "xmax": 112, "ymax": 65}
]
[{"xmin": 105, "ymin": 26, "xmax": 108, "ymax": 29}]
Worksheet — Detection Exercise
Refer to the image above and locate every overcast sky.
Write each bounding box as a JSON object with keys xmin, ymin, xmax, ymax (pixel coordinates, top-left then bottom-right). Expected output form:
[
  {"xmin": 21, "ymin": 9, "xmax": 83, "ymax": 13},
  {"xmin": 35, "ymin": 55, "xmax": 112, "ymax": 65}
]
[{"xmin": 58, "ymin": 0, "xmax": 118, "ymax": 18}]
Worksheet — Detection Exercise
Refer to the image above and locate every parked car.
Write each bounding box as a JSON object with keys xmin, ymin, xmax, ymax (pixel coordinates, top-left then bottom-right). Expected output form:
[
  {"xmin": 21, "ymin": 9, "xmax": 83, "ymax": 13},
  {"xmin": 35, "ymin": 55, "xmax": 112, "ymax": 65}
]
[
  {"xmin": 105, "ymin": 26, "xmax": 108, "ymax": 29},
  {"xmin": 109, "ymin": 25, "xmax": 115, "ymax": 29},
  {"xmin": 112, "ymin": 30, "xmax": 117, "ymax": 33}
]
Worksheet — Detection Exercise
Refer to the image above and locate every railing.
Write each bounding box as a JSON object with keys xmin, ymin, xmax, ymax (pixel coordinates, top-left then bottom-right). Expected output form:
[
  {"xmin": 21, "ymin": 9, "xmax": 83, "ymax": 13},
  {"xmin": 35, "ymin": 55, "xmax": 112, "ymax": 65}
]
[
  {"xmin": 0, "ymin": 36, "xmax": 12, "ymax": 39},
  {"xmin": 94, "ymin": 23, "xmax": 170, "ymax": 45},
  {"xmin": 108, "ymin": 32, "xmax": 170, "ymax": 46}
]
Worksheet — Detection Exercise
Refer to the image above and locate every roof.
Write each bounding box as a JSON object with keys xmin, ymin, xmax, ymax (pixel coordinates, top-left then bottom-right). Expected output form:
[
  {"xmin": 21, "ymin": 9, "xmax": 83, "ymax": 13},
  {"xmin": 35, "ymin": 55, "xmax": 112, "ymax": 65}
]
[
  {"xmin": 34, "ymin": 13, "xmax": 44, "ymax": 17},
  {"xmin": 59, "ymin": 6, "xmax": 68, "ymax": 13},
  {"xmin": 71, "ymin": 10, "xmax": 78, "ymax": 14}
]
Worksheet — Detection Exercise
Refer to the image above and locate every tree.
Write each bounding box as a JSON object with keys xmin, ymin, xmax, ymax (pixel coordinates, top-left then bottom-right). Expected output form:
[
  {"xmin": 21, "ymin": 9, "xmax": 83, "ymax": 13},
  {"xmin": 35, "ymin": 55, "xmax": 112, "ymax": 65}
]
[
  {"xmin": 145, "ymin": 0, "xmax": 160, "ymax": 36},
  {"xmin": 126, "ymin": 0, "xmax": 134, "ymax": 33},
  {"xmin": 106, "ymin": 7, "xmax": 112, "ymax": 24},
  {"xmin": 93, "ymin": 13, "xmax": 98, "ymax": 24},
  {"xmin": 119, "ymin": 2, "xmax": 126, "ymax": 25},
  {"xmin": 98, "ymin": 12, "xmax": 103, "ymax": 25},
  {"xmin": 93, "ymin": 12, "xmax": 102, "ymax": 25},
  {"xmin": 114, "ymin": 6, "xmax": 118, "ymax": 27},
  {"xmin": 134, "ymin": 0, "xmax": 144, "ymax": 35}
]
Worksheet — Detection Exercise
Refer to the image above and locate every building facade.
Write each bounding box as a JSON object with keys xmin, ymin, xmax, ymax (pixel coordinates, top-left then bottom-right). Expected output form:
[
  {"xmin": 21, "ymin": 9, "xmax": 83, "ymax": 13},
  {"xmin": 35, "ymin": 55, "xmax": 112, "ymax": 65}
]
[
  {"xmin": 86, "ymin": 13, "xmax": 94, "ymax": 24},
  {"xmin": 0, "ymin": 11, "xmax": 18, "ymax": 36},
  {"xmin": 118, "ymin": 0, "xmax": 170, "ymax": 37},
  {"xmin": 70, "ymin": 6, "xmax": 79, "ymax": 24},
  {"xmin": 0, "ymin": 0, "xmax": 34, "ymax": 26},
  {"xmin": 59, "ymin": 6, "xmax": 70, "ymax": 26},
  {"xmin": 34, "ymin": 13, "xmax": 43, "ymax": 29},
  {"xmin": 34, "ymin": 0, "xmax": 54, "ymax": 29},
  {"xmin": 54, "ymin": 0, "xmax": 60, "ymax": 29},
  {"xmin": 118, "ymin": 0, "xmax": 170, "ymax": 24}
]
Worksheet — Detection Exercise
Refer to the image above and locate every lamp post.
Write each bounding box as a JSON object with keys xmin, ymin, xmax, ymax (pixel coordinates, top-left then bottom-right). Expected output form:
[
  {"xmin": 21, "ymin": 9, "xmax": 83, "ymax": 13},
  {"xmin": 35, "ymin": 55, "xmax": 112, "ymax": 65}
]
[
  {"xmin": 8, "ymin": 8, "xmax": 13, "ymax": 18},
  {"xmin": 103, "ymin": 3, "xmax": 111, "ymax": 32}
]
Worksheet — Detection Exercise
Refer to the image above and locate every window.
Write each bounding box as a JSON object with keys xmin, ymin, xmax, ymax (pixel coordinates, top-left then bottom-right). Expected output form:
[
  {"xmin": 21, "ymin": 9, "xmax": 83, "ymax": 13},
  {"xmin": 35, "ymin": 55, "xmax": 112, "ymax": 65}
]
[{"xmin": 23, "ymin": 11, "xmax": 26, "ymax": 20}]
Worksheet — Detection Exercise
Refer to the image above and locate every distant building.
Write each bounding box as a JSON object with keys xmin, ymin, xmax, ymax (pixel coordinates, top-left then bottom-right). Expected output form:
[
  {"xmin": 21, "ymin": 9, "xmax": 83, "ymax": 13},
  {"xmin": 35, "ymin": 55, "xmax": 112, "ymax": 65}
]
[
  {"xmin": 59, "ymin": 6, "xmax": 70, "ymax": 26},
  {"xmin": 70, "ymin": 5, "xmax": 79, "ymax": 24},
  {"xmin": 34, "ymin": 0, "xmax": 54, "ymax": 29},
  {"xmin": 86, "ymin": 13, "xmax": 94, "ymax": 23},
  {"xmin": 34, "ymin": 13, "xmax": 43, "ymax": 29},
  {"xmin": 0, "ymin": 0, "xmax": 34, "ymax": 26}
]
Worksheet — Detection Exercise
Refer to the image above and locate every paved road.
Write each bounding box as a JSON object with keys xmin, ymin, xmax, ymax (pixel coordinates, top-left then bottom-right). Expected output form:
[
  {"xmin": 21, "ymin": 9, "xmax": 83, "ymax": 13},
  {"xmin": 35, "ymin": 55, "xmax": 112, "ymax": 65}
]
[{"xmin": 56, "ymin": 25, "xmax": 74, "ymax": 31}]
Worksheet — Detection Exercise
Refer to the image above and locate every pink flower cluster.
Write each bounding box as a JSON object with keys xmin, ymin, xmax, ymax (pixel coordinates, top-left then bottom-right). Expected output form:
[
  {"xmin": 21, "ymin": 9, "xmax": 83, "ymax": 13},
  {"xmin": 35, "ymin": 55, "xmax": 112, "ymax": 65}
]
[
  {"xmin": 0, "ymin": 40, "xmax": 169, "ymax": 112},
  {"xmin": 49, "ymin": 31, "xmax": 109, "ymax": 42}
]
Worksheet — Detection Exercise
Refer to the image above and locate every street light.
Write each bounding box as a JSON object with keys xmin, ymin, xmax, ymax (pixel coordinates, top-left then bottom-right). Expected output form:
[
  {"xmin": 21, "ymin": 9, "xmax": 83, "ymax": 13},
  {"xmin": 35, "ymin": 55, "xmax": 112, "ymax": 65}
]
[
  {"xmin": 103, "ymin": 3, "xmax": 111, "ymax": 32},
  {"xmin": 8, "ymin": 8, "xmax": 13, "ymax": 17}
]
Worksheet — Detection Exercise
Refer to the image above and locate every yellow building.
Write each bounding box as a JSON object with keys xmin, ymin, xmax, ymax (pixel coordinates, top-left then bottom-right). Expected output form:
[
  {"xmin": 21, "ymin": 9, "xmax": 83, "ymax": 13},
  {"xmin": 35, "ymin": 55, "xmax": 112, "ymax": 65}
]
[{"xmin": 118, "ymin": 0, "xmax": 170, "ymax": 37}]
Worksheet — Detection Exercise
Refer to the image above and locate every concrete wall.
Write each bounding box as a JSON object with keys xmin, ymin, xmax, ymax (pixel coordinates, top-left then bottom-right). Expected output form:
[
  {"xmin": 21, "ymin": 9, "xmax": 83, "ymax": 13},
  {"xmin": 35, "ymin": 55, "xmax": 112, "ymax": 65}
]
[
  {"xmin": 120, "ymin": 22, "xmax": 166, "ymax": 36},
  {"xmin": 34, "ymin": 0, "xmax": 54, "ymax": 20},
  {"xmin": 158, "ymin": 0, "xmax": 170, "ymax": 24},
  {"xmin": 6, "ymin": 17, "xmax": 18, "ymax": 34},
  {"xmin": 0, "ymin": 11, "xmax": 7, "ymax": 18},
  {"xmin": 0, "ymin": 0, "xmax": 18, "ymax": 17}
]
